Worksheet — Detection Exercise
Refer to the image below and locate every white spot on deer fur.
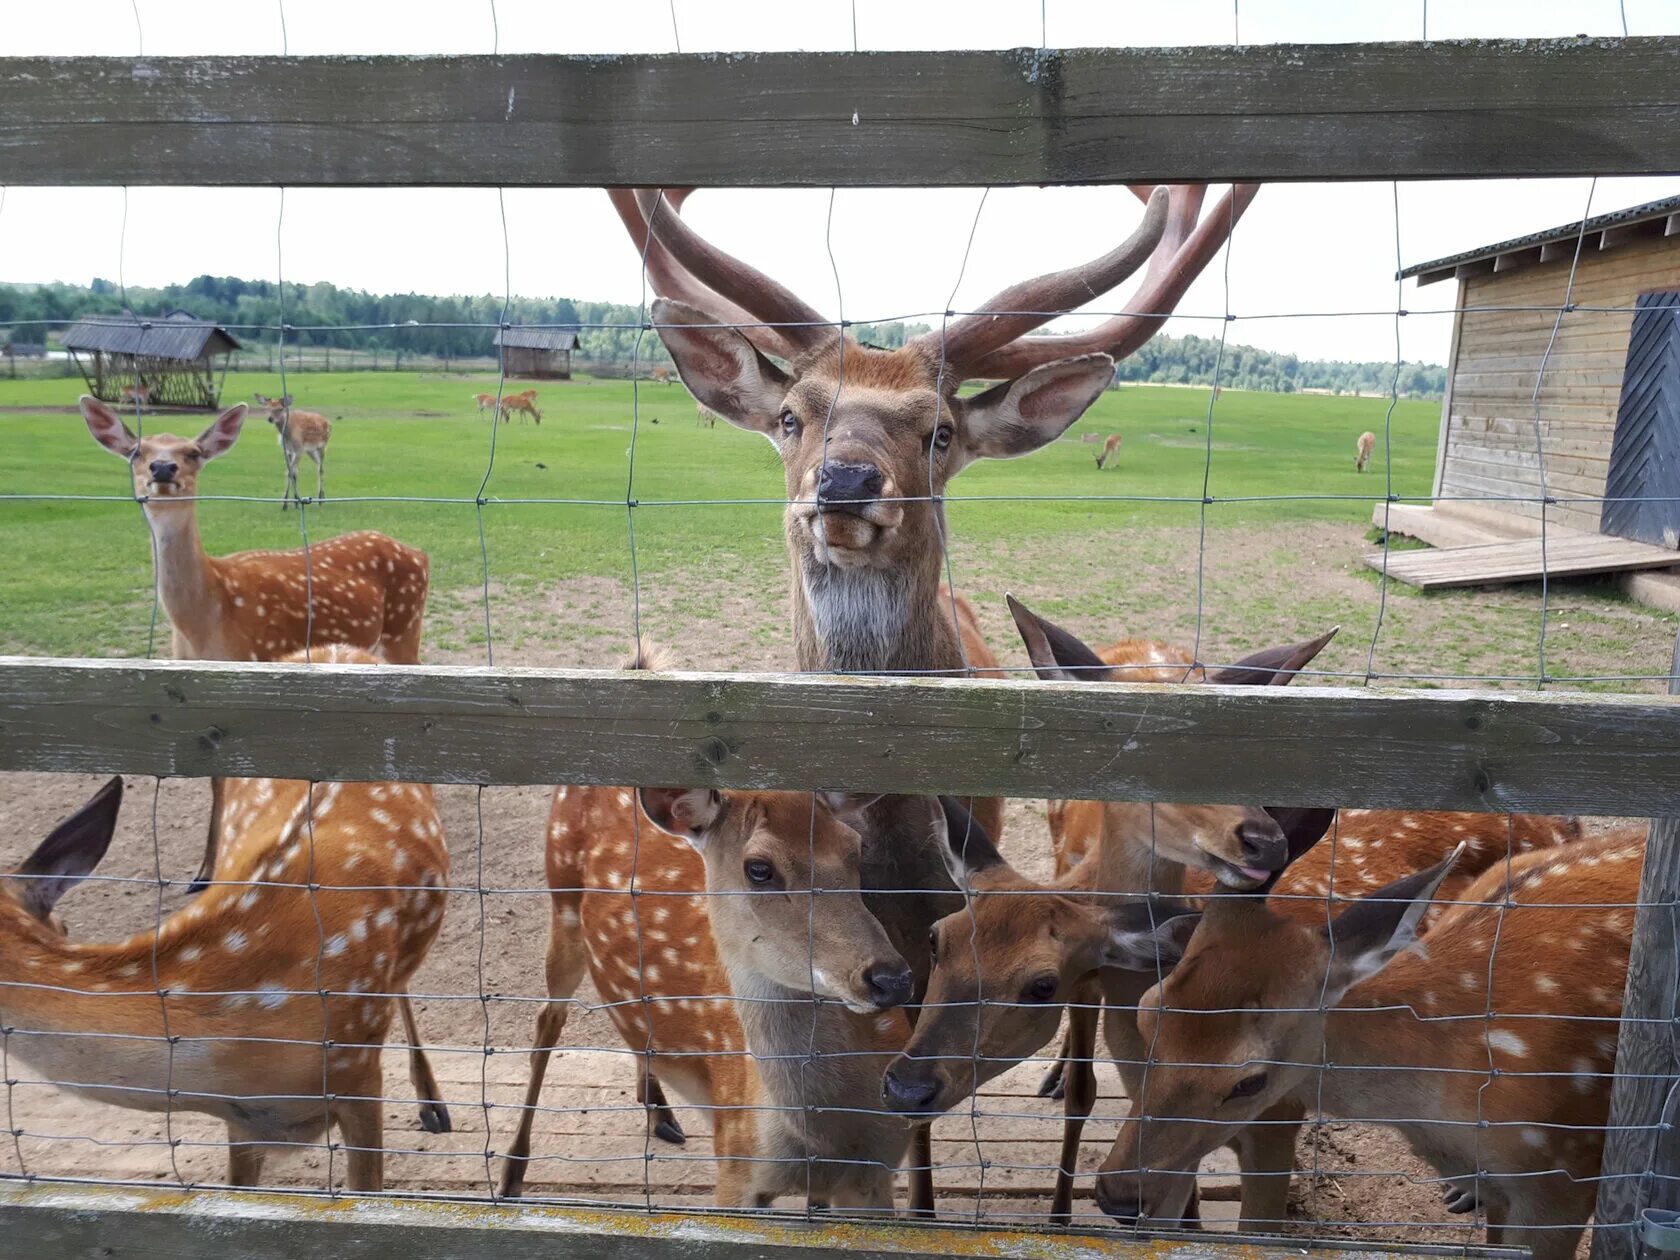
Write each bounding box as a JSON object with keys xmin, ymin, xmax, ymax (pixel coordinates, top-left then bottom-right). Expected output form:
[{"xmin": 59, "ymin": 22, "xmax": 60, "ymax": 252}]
[
  {"xmin": 223, "ymin": 929, "xmax": 249, "ymax": 953},
  {"xmin": 1534, "ymin": 974, "xmax": 1558, "ymax": 994},
  {"xmin": 177, "ymin": 945, "xmax": 202, "ymax": 963},
  {"xmin": 238, "ymin": 889, "xmax": 261, "ymax": 911},
  {"xmin": 1521, "ymin": 1127, "xmax": 1548, "ymax": 1148},
  {"xmin": 616, "ymin": 790, "xmax": 633, "ymax": 807},
  {"xmin": 374, "ymin": 908, "xmax": 395, "ymax": 929},
  {"xmin": 255, "ymin": 982, "xmax": 289, "ymax": 1010},
  {"xmin": 1573, "ymin": 1058, "xmax": 1598, "ymax": 1093},
  {"xmin": 322, "ymin": 933, "xmax": 349, "ymax": 958},
  {"xmin": 1488, "ymin": 1030, "xmax": 1529, "ymax": 1058}
]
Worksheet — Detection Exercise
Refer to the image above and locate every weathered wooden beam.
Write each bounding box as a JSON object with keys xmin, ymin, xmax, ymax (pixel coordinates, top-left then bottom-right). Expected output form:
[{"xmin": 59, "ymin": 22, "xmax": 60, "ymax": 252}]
[
  {"xmin": 1590, "ymin": 631, "xmax": 1680, "ymax": 1260},
  {"xmin": 3, "ymin": 39, "xmax": 1680, "ymax": 186},
  {"xmin": 2, "ymin": 656, "xmax": 1679, "ymax": 813}
]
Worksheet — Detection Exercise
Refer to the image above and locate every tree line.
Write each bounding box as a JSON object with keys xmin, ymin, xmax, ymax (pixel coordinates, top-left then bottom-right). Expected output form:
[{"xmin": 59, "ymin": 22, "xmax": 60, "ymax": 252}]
[{"xmin": 0, "ymin": 275, "xmax": 1443, "ymax": 397}]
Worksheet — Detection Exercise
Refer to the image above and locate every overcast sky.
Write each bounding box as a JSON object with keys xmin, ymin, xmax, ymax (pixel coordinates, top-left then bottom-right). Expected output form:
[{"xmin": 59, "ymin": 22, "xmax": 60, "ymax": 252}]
[{"xmin": 4, "ymin": 0, "xmax": 1678, "ymax": 365}]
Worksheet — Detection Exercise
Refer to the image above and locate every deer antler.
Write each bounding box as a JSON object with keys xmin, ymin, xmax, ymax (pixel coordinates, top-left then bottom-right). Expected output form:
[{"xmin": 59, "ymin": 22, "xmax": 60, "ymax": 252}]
[
  {"xmin": 957, "ymin": 183, "xmax": 1260, "ymax": 380},
  {"xmin": 618, "ymin": 188, "xmax": 831, "ymax": 358}
]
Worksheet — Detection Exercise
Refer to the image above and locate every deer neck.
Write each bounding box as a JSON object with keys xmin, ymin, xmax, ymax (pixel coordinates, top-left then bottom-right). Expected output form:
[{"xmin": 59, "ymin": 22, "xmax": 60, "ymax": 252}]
[
  {"xmin": 725, "ymin": 964, "xmax": 895, "ymax": 1111},
  {"xmin": 789, "ymin": 529, "xmax": 962, "ymax": 675},
  {"xmin": 1314, "ymin": 957, "xmax": 1452, "ymax": 1126},
  {"xmin": 1086, "ymin": 816, "xmax": 1192, "ymax": 899},
  {"xmin": 144, "ymin": 505, "xmax": 223, "ymax": 652}
]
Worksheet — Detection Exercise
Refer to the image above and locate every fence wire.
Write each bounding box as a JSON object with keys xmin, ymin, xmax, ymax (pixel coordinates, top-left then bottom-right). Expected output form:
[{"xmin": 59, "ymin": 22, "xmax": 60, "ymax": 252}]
[{"xmin": 0, "ymin": 9, "xmax": 1676, "ymax": 1257}]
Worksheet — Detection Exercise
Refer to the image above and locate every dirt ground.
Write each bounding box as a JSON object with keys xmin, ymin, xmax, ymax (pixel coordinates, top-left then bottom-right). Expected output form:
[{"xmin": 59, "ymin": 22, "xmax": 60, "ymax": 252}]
[{"xmin": 1, "ymin": 518, "xmax": 1666, "ymax": 1244}]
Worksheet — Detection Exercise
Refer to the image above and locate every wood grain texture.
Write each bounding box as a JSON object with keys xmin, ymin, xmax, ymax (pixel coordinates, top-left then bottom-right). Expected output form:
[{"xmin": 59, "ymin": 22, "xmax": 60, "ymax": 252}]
[
  {"xmin": 1589, "ymin": 632, "xmax": 1680, "ymax": 1260},
  {"xmin": 4, "ymin": 40, "xmax": 1680, "ymax": 186},
  {"xmin": 0, "ymin": 1182, "xmax": 1521, "ymax": 1260},
  {"xmin": 2, "ymin": 656, "xmax": 1680, "ymax": 813},
  {"xmin": 1363, "ymin": 530, "xmax": 1680, "ymax": 587}
]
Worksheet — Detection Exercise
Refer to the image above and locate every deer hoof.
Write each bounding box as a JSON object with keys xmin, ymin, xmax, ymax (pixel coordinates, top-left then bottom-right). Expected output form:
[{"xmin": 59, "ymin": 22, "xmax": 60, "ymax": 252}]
[
  {"xmin": 653, "ymin": 1116, "xmax": 686, "ymax": 1146},
  {"xmin": 419, "ymin": 1101, "xmax": 452, "ymax": 1134},
  {"xmin": 1443, "ymin": 1184, "xmax": 1478, "ymax": 1214},
  {"xmin": 1037, "ymin": 1062, "xmax": 1066, "ymax": 1100}
]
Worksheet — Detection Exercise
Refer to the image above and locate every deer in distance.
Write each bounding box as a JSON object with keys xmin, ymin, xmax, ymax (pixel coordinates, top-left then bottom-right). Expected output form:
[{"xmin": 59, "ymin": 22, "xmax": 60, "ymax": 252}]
[
  {"xmin": 498, "ymin": 387, "xmax": 542, "ymax": 423},
  {"xmin": 119, "ymin": 382, "xmax": 152, "ymax": 410},
  {"xmin": 253, "ymin": 393, "xmax": 331, "ymax": 508},
  {"xmin": 1095, "ymin": 434, "xmax": 1123, "ymax": 469},
  {"xmin": 0, "ymin": 660, "xmax": 451, "ymax": 1189},
  {"xmin": 1355, "ymin": 429, "xmax": 1376, "ymax": 472}
]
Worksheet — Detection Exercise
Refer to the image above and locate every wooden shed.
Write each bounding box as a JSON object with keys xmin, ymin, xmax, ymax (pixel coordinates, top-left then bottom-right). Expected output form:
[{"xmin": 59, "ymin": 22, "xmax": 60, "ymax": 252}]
[
  {"xmin": 62, "ymin": 310, "xmax": 241, "ymax": 408},
  {"xmin": 493, "ymin": 326, "xmax": 579, "ymax": 379},
  {"xmin": 1368, "ymin": 195, "xmax": 1680, "ymax": 609}
]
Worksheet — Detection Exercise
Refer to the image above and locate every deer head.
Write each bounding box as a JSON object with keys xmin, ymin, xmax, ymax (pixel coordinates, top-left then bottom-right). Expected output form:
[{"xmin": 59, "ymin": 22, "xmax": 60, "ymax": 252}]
[
  {"xmin": 1095, "ymin": 839, "xmax": 1462, "ymax": 1224},
  {"xmin": 81, "ymin": 396, "xmax": 247, "ymax": 509},
  {"xmin": 638, "ymin": 787, "xmax": 912, "ymax": 1014},
  {"xmin": 254, "ymin": 393, "xmax": 295, "ymax": 430},
  {"xmin": 1008, "ymin": 596, "xmax": 1338, "ymax": 888},
  {"xmin": 613, "ymin": 185, "xmax": 1256, "ymax": 673}
]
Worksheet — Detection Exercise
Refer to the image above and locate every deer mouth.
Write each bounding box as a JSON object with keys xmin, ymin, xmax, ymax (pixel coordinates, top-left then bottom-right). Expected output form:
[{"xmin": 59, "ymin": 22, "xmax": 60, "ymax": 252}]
[
  {"xmin": 799, "ymin": 501, "xmax": 906, "ymax": 561},
  {"xmin": 1196, "ymin": 848, "xmax": 1274, "ymax": 890}
]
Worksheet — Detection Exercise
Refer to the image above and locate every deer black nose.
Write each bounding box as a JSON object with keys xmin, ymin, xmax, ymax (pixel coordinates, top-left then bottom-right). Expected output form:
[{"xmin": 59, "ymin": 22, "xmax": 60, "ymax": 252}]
[
  {"xmin": 1094, "ymin": 1178, "xmax": 1143, "ymax": 1224},
  {"xmin": 863, "ymin": 963, "xmax": 913, "ymax": 1010},
  {"xmin": 881, "ymin": 1065, "xmax": 940, "ymax": 1111},
  {"xmin": 1237, "ymin": 820, "xmax": 1288, "ymax": 870},
  {"xmin": 148, "ymin": 460, "xmax": 177, "ymax": 484},
  {"xmin": 817, "ymin": 460, "xmax": 883, "ymax": 504}
]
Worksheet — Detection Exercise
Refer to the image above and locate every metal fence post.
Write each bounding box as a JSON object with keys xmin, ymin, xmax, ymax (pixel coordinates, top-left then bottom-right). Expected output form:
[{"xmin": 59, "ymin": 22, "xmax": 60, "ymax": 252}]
[{"xmin": 1592, "ymin": 628, "xmax": 1680, "ymax": 1260}]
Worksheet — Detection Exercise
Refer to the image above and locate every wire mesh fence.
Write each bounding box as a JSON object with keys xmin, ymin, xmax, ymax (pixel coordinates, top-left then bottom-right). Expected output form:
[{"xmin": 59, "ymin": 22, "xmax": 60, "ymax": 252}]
[{"xmin": 1, "ymin": 5, "xmax": 1678, "ymax": 1259}]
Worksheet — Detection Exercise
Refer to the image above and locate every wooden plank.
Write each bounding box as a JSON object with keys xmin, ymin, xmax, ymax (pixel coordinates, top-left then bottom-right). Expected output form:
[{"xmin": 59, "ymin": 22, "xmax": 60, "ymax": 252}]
[
  {"xmin": 3, "ymin": 657, "xmax": 1680, "ymax": 815},
  {"xmin": 1, "ymin": 1181, "xmax": 1517, "ymax": 1260},
  {"xmin": 1364, "ymin": 531, "xmax": 1680, "ymax": 589},
  {"xmin": 1589, "ymin": 632, "xmax": 1680, "ymax": 1260},
  {"xmin": 1371, "ymin": 503, "xmax": 1540, "ymax": 549},
  {"xmin": 4, "ymin": 40, "xmax": 1680, "ymax": 186},
  {"xmin": 1430, "ymin": 283, "xmax": 1465, "ymax": 499}
]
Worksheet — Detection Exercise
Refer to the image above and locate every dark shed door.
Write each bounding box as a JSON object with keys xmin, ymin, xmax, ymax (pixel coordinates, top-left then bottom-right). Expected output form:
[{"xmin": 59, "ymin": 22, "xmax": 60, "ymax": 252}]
[{"xmin": 1602, "ymin": 290, "xmax": 1680, "ymax": 549}]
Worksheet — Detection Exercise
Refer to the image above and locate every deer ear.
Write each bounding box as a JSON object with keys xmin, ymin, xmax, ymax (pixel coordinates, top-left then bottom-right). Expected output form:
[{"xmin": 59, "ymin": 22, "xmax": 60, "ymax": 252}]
[
  {"xmin": 279, "ymin": 395, "xmax": 293, "ymax": 407},
  {"xmin": 7, "ymin": 777, "xmax": 123, "ymax": 922},
  {"xmin": 958, "ymin": 353, "xmax": 1115, "ymax": 464},
  {"xmin": 652, "ymin": 298, "xmax": 792, "ymax": 437},
  {"xmin": 817, "ymin": 791, "xmax": 883, "ymax": 818},
  {"xmin": 638, "ymin": 787, "xmax": 725, "ymax": 852},
  {"xmin": 194, "ymin": 403, "xmax": 248, "ymax": 460},
  {"xmin": 1208, "ymin": 627, "xmax": 1339, "ymax": 686},
  {"xmin": 1099, "ymin": 899, "xmax": 1202, "ymax": 972},
  {"xmin": 253, "ymin": 393, "xmax": 270, "ymax": 405},
  {"xmin": 80, "ymin": 396, "xmax": 138, "ymax": 458},
  {"xmin": 1007, "ymin": 594, "xmax": 1113, "ymax": 683},
  {"xmin": 1322, "ymin": 843, "xmax": 1466, "ymax": 999},
  {"xmin": 935, "ymin": 795, "xmax": 1009, "ymax": 884}
]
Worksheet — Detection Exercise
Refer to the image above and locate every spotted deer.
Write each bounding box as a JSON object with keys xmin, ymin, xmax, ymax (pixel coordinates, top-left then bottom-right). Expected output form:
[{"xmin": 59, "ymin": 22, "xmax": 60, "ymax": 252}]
[
  {"xmin": 1095, "ymin": 434, "xmax": 1123, "ymax": 469},
  {"xmin": 253, "ymin": 393, "xmax": 332, "ymax": 508},
  {"xmin": 502, "ymin": 653, "xmax": 921, "ymax": 1211},
  {"xmin": 884, "ymin": 599, "xmax": 1583, "ymax": 1226},
  {"xmin": 79, "ymin": 399, "xmax": 432, "ymax": 945},
  {"xmin": 0, "ymin": 664, "xmax": 451, "ymax": 1190},
  {"xmin": 610, "ymin": 181, "xmax": 1251, "ymax": 1021},
  {"xmin": 1102, "ymin": 827, "xmax": 1644, "ymax": 1260},
  {"xmin": 1355, "ymin": 429, "xmax": 1376, "ymax": 473}
]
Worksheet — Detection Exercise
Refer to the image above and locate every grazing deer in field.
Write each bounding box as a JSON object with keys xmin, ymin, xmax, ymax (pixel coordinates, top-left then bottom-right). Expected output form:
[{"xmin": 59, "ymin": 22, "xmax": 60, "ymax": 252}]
[
  {"xmin": 473, "ymin": 391, "xmax": 498, "ymax": 416},
  {"xmin": 499, "ymin": 387, "xmax": 542, "ymax": 423},
  {"xmin": 502, "ymin": 650, "xmax": 922, "ymax": 1210},
  {"xmin": 0, "ymin": 675, "xmax": 451, "ymax": 1190},
  {"xmin": 79, "ymin": 397, "xmax": 431, "ymax": 902},
  {"xmin": 696, "ymin": 403, "xmax": 717, "ymax": 428},
  {"xmin": 649, "ymin": 365, "xmax": 674, "ymax": 385},
  {"xmin": 1355, "ymin": 429, "xmax": 1376, "ymax": 472},
  {"xmin": 1101, "ymin": 826, "xmax": 1643, "ymax": 1260},
  {"xmin": 253, "ymin": 393, "xmax": 331, "ymax": 508},
  {"xmin": 1095, "ymin": 434, "xmax": 1123, "ymax": 469},
  {"xmin": 119, "ymin": 382, "xmax": 152, "ymax": 409}
]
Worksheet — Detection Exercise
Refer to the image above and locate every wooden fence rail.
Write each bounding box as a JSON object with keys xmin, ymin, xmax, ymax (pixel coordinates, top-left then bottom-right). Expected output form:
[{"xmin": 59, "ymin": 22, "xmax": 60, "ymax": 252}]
[{"xmin": 3, "ymin": 39, "xmax": 1680, "ymax": 186}]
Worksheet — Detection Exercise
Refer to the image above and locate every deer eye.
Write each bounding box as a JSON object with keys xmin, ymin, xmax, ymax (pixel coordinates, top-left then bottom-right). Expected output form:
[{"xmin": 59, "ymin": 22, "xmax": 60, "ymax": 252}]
[
  {"xmin": 779, "ymin": 411, "xmax": 800, "ymax": 437},
  {"xmin": 1021, "ymin": 975, "xmax": 1058, "ymax": 1003},
  {"xmin": 1226, "ymin": 1072, "xmax": 1268, "ymax": 1100},
  {"xmin": 185, "ymin": 449, "xmax": 202, "ymax": 461},
  {"xmin": 744, "ymin": 858, "xmax": 775, "ymax": 886},
  {"xmin": 932, "ymin": 422, "xmax": 954, "ymax": 451}
]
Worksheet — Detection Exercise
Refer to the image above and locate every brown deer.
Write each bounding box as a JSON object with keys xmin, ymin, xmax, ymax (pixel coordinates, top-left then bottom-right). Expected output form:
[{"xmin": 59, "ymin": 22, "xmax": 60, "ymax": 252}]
[
  {"xmin": 884, "ymin": 600, "xmax": 1583, "ymax": 1226},
  {"xmin": 499, "ymin": 387, "xmax": 542, "ymax": 423},
  {"xmin": 1355, "ymin": 429, "xmax": 1376, "ymax": 472},
  {"xmin": 473, "ymin": 391, "xmax": 498, "ymax": 416},
  {"xmin": 119, "ymin": 382, "xmax": 152, "ymax": 410},
  {"xmin": 1095, "ymin": 434, "xmax": 1123, "ymax": 469},
  {"xmin": 649, "ymin": 365, "xmax": 675, "ymax": 384},
  {"xmin": 79, "ymin": 399, "xmax": 431, "ymax": 927},
  {"xmin": 253, "ymin": 393, "xmax": 331, "ymax": 508},
  {"xmin": 0, "ymin": 654, "xmax": 451, "ymax": 1190},
  {"xmin": 501, "ymin": 652, "xmax": 919, "ymax": 1211},
  {"xmin": 1101, "ymin": 827, "xmax": 1645, "ymax": 1260}
]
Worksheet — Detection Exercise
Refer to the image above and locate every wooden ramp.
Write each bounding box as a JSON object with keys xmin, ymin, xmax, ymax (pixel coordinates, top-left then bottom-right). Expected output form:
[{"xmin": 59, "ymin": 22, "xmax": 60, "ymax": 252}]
[{"xmin": 1366, "ymin": 503, "xmax": 1680, "ymax": 591}]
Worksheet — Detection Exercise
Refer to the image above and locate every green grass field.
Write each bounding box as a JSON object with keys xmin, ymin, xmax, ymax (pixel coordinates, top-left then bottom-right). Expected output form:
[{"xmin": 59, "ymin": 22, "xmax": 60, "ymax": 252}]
[{"xmin": 0, "ymin": 370, "xmax": 1439, "ymax": 659}]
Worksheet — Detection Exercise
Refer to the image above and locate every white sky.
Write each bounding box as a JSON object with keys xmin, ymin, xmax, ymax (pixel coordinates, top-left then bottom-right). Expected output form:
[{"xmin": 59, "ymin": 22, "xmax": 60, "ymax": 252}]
[{"xmin": 4, "ymin": 0, "xmax": 1679, "ymax": 364}]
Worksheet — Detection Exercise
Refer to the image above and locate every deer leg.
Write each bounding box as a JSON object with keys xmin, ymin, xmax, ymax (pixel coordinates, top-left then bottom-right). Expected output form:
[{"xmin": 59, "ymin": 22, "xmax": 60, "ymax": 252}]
[
  {"xmin": 906, "ymin": 1123, "xmax": 934, "ymax": 1217},
  {"xmin": 637, "ymin": 1065, "xmax": 685, "ymax": 1145},
  {"xmin": 396, "ymin": 989, "xmax": 451, "ymax": 1134},
  {"xmin": 313, "ymin": 448, "xmax": 326, "ymax": 501},
  {"xmin": 1038, "ymin": 1027, "xmax": 1070, "ymax": 1099},
  {"xmin": 1232, "ymin": 1098, "xmax": 1302, "ymax": 1232},
  {"xmin": 498, "ymin": 907, "xmax": 588, "ymax": 1198},
  {"xmin": 710, "ymin": 1104, "xmax": 763, "ymax": 1208},
  {"xmin": 336, "ymin": 1095, "xmax": 385, "ymax": 1193},
  {"xmin": 1051, "ymin": 990, "xmax": 1101, "ymax": 1225},
  {"xmin": 189, "ymin": 777, "xmax": 227, "ymax": 894},
  {"xmin": 225, "ymin": 1119, "xmax": 268, "ymax": 1188}
]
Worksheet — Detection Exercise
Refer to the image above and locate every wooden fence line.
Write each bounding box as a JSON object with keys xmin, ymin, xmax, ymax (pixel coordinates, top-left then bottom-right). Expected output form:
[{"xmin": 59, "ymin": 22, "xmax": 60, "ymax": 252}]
[{"xmin": 4, "ymin": 40, "xmax": 1680, "ymax": 186}]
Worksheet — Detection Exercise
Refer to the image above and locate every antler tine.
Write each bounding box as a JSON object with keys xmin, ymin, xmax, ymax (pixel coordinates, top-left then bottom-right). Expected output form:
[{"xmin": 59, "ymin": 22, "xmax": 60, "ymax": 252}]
[
  {"xmin": 966, "ymin": 183, "xmax": 1259, "ymax": 380},
  {"xmin": 606, "ymin": 190, "xmax": 800, "ymax": 360},
  {"xmin": 630, "ymin": 188, "xmax": 833, "ymax": 356},
  {"xmin": 917, "ymin": 186, "xmax": 1171, "ymax": 373}
]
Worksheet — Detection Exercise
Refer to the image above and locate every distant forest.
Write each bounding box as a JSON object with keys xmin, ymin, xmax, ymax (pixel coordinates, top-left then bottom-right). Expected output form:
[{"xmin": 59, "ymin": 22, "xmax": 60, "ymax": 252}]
[{"xmin": 0, "ymin": 276, "xmax": 1445, "ymax": 398}]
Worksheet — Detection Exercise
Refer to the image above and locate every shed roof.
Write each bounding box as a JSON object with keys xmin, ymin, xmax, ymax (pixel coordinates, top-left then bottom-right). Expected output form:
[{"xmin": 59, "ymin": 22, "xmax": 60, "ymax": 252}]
[
  {"xmin": 61, "ymin": 311, "xmax": 242, "ymax": 359},
  {"xmin": 493, "ymin": 326, "xmax": 581, "ymax": 351},
  {"xmin": 1400, "ymin": 195, "xmax": 1680, "ymax": 287}
]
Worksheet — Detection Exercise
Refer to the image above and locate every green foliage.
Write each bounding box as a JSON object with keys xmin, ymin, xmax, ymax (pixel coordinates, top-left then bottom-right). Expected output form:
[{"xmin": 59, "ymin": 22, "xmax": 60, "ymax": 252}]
[{"xmin": 1112, "ymin": 331, "xmax": 1445, "ymax": 398}]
